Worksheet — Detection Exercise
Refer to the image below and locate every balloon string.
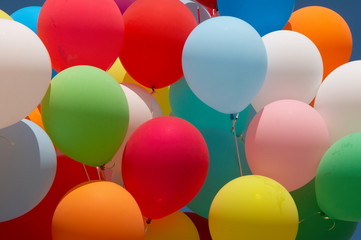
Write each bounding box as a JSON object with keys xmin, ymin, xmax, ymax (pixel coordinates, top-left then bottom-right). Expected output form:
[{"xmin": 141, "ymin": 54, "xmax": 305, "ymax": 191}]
[
  {"xmin": 299, "ymin": 212, "xmax": 336, "ymax": 231},
  {"xmin": 83, "ymin": 164, "xmax": 91, "ymax": 181},
  {"xmin": 144, "ymin": 218, "xmax": 152, "ymax": 233},
  {"xmin": 197, "ymin": 6, "xmax": 201, "ymax": 24},
  {"xmin": 150, "ymin": 87, "xmax": 156, "ymax": 117},
  {"xmin": 0, "ymin": 135, "xmax": 15, "ymax": 146},
  {"xmin": 231, "ymin": 113, "xmax": 243, "ymax": 176},
  {"xmin": 97, "ymin": 165, "xmax": 106, "ymax": 181}
]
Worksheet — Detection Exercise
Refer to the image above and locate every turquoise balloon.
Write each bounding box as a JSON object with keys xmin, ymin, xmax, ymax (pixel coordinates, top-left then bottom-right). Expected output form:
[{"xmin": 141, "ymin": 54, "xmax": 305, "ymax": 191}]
[
  {"xmin": 170, "ymin": 78, "xmax": 255, "ymax": 136},
  {"xmin": 11, "ymin": 6, "xmax": 42, "ymax": 34},
  {"xmin": 187, "ymin": 129, "xmax": 251, "ymax": 218},
  {"xmin": 182, "ymin": 16, "xmax": 267, "ymax": 114},
  {"xmin": 291, "ymin": 179, "xmax": 357, "ymax": 240},
  {"xmin": 218, "ymin": 0, "xmax": 295, "ymax": 36}
]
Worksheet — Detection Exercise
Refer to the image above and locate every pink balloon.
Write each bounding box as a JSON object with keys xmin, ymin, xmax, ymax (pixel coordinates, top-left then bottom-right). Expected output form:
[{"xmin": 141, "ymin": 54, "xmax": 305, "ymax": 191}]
[
  {"xmin": 122, "ymin": 116, "xmax": 209, "ymax": 219},
  {"xmin": 245, "ymin": 99, "xmax": 329, "ymax": 191}
]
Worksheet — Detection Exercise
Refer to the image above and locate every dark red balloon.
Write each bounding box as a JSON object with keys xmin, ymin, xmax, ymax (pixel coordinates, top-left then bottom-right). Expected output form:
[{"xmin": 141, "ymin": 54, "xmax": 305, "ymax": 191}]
[
  {"xmin": 120, "ymin": 0, "xmax": 197, "ymax": 89},
  {"xmin": 0, "ymin": 155, "xmax": 98, "ymax": 240},
  {"xmin": 38, "ymin": 0, "xmax": 124, "ymax": 72},
  {"xmin": 196, "ymin": 0, "xmax": 217, "ymax": 9},
  {"xmin": 122, "ymin": 116, "xmax": 209, "ymax": 219},
  {"xmin": 185, "ymin": 212, "xmax": 212, "ymax": 240}
]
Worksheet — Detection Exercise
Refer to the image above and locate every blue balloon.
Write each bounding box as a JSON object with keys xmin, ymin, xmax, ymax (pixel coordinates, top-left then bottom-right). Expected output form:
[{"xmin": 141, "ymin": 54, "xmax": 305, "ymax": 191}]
[
  {"xmin": 217, "ymin": 0, "xmax": 295, "ymax": 36},
  {"xmin": 11, "ymin": 6, "xmax": 42, "ymax": 34},
  {"xmin": 170, "ymin": 78, "xmax": 255, "ymax": 136},
  {"xmin": 182, "ymin": 16, "xmax": 267, "ymax": 114},
  {"xmin": 187, "ymin": 129, "xmax": 252, "ymax": 218}
]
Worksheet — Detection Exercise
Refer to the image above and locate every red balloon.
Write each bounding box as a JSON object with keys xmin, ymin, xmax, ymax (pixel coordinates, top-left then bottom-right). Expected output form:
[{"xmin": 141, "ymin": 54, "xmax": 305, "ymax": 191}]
[
  {"xmin": 185, "ymin": 212, "xmax": 212, "ymax": 240},
  {"xmin": 120, "ymin": 0, "xmax": 197, "ymax": 89},
  {"xmin": 122, "ymin": 116, "xmax": 209, "ymax": 219},
  {"xmin": 0, "ymin": 155, "xmax": 98, "ymax": 240},
  {"xmin": 196, "ymin": 0, "xmax": 217, "ymax": 9},
  {"xmin": 38, "ymin": 0, "xmax": 124, "ymax": 72}
]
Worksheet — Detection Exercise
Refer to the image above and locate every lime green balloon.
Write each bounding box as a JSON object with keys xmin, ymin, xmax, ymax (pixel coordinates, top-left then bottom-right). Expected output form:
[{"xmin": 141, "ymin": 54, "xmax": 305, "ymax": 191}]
[
  {"xmin": 291, "ymin": 179, "xmax": 357, "ymax": 240},
  {"xmin": 42, "ymin": 65, "xmax": 129, "ymax": 167},
  {"xmin": 187, "ymin": 129, "xmax": 251, "ymax": 218},
  {"xmin": 316, "ymin": 132, "xmax": 361, "ymax": 222},
  {"xmin": 170, "ymin": 78, "xmax": 255, "ymax": 136}
]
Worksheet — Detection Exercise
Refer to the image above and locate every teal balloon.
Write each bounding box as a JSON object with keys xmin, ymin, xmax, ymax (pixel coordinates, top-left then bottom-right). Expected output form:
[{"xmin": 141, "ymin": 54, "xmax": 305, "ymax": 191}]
[
  {"xmin": 182, "ymin": 16, "xmax": 267, "ymax": 114},
  {"xmin": 187, "ymin": 129, "xmax": 251, "ymax": 218},
  {"xmin": 11, "ymin": 6, "xmax": 42, "ymax": 34},
  {"xmin": 316, "ymin": 132, "xmax": 361, "ymax": 222},
  {"xmin": 217, "ymin": 0, "xmax": 295, "ymax": 36},
  {"xmin": 291, "ymin": 179, "xmax": 357, "ymax": 240},
  {"xmin": 42, "ymin": 66, "xmax": 129, "ymax": 167},
  {"xmin": 170, "ymin": 78, "xmax": 255, "ymax": 136}
]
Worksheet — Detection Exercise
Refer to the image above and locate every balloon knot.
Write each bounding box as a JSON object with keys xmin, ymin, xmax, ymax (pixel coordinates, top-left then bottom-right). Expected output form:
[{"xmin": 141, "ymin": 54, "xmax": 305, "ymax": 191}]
[{"xmin": 146, "ymin": 218, "xmax": 152, "ymax": 224}]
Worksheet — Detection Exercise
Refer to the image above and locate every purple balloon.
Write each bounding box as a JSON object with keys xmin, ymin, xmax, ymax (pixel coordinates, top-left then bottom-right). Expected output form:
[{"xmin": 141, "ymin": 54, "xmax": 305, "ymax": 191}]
[{"xmin": 114, "ymin": 0, "xmax": 136, "ymax": 13}]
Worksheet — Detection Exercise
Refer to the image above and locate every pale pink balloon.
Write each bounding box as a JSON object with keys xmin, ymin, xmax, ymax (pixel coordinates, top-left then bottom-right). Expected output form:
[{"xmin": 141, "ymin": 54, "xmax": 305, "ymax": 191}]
[{"xmin": 245, "ymin": 99, "xmax": 330, "ymax": 191}]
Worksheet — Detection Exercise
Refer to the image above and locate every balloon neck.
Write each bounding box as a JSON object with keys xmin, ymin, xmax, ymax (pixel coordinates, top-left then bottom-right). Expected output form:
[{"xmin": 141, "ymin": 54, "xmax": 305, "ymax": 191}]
[{"xmin": 146, "ymin": 218, "xmax": 152, "ymax": 224}]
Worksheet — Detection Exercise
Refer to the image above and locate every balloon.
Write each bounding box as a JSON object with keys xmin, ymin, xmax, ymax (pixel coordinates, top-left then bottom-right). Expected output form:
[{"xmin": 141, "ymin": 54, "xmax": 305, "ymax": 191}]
[
  {"xmin": 11, "ymin": 6, "xmax": 41, "ymax": 33},
  {"xmin": 170, "ymin": 78, "xmax": 255, "ymax": 136},
  {"xmin": 106, "ymin": 83, "xmax": 154, "ymax": 185},
  {"xmin": 0, "ymin": 9, "xmax": 12, "ymax": 19},
  {"xmin": 52, "ymin": 181, "xmax": 144, "ymax": 240},
  {"xmin": 314, "ymin": 61, "xmax": 361, "ymax": 143},
  {"xmin": 316, "ymin": 132, "xmax": 361, "ymax": 222},
  {"xmin": 245, "ymin": 99, "xmax": 330, "ymax": 191},
  {"xmin": 0, "ymin": 155, "xmax": 98, "ymax": 239},
  {"xmin": 120, "ymin": 0, "xmax": 197, "ymax": 88},
  {"xmin": 286, "ymin": 6, "xmax": 352, "ymax": 79},
  {"xmin": 0, "ymin": 119, "xmax": 56, "ymax": 222},
  {"xmin": 182, "ymin": 16, "xmax": 267, "ymax": 114},
  {"xmin": 185, "ymin": 213, "xmax": 212, "ymax": 240},
  {"xmin": 291, "ymin": 179, "xmax": 357, "ymax": 240},
  {"xmin": 217, "ymin": 0, "xmax": 295, "ymax": 36},
  {"xmin": 41, "ymin": 65, "xmax": 129, "ymax": 167},
  {"xmin": 188, "ymin": 129, "xmax": 251, "ymax": 218},
  {"xmin": 107, "ymin": 58, "xmax": 127, "ymax": 83},
  {"xmin": 27, "ymin": 106, "xmax": 45, "ymax": 130},
  {"xmin": 252, "ymin": 30, "xmax": 323, "ymax": 111},
  {"xmin": 194, "ymin": 0, "xmax": 216, "ymax": 9},
  {"xmin": 122, "ymin": 116, "xmax": 209, "ymax": 219},
  {"xmin": 180, "ymin": 0, "xmax": 211, "ymax": 24},
  {"xmin": 209, "ymin": 175, "xmax": 299, "ymax": 240},
  {"xmin": 114, "ymin": 0, "xmax": 136, "ymax": 13},
  {"xmin": 38, "ymin": 0, "xmax": 124, "ymax": 72},
  {"xmin": 0, "ymin": 19, "xmax": 51, "ymax": 129},
  {"xmin": 145, "ymin": 211, "xmax": 199, "ymax": 240}
]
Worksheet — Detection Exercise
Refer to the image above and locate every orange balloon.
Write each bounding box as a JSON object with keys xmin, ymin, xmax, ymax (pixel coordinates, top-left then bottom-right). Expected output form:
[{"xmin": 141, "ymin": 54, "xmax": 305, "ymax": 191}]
[
  {"xmin": 286, "ymin": 6, "xmax": 352, "ymax": 79},
  {"xmin": 27, "ymin": 106, "xmax": 45, "ymax": 129},
  {"xmin": 52, "ymin": 181, "xmax": 145, "ymax": 240}
]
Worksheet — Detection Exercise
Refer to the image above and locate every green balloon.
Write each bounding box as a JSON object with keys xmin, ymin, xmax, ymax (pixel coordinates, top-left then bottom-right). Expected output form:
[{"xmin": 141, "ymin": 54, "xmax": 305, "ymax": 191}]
[
  {"xmin": 316, "ymin": 132, "xmax": 361, "ymax": 222},
  {"xmin": 170, "ymin": 78, "xmax": 255, "ymax": 136},
  {"xmin": 42, "ymin": 66, "xmax": 129, "ymax": 167},
  {"xmin": 291, "ymin": 179, "xmax": 357, "ymax": 240},
  {"xmin": 187, "ymin": 129, "xmax": 251, "ymax": 218}
]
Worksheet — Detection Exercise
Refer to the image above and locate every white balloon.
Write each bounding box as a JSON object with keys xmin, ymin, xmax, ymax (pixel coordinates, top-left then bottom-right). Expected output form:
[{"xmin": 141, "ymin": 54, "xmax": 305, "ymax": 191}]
[
  {"xmin": 315, "ymin": 60, "xmax": 361, "ymax": 143},
  {"xmin": 106, "ymin": 84, "xmax": 156, "ymax": 185},
  {"xmin": 0, "ymin": 19, "xmax": 52, "ymax": 129},
  {"xmin": 252, "ymin": 30, "xmax": 323, "ymax": 111},
  {"xmin": 0, "ymin": 119, "xmax": 56, "ymax": 222},
  {"xmin": 180, "ymin": 0, "xmax": 211, "ymax": 24}
]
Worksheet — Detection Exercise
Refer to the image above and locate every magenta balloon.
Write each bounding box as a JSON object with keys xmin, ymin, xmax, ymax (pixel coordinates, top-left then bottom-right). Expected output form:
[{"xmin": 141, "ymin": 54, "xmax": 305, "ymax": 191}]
[{"xmin": 114, "ymin": 0, "xmax": 136, "ymax": 13}]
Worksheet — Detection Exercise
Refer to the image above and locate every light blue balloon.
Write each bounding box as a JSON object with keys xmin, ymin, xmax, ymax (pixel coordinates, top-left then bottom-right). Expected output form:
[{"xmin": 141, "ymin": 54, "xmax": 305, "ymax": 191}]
[
  {"xmin": 11, "ymin": 6, "xmax": 42, "ymax": 34},
  {"xmin": 182, "ymin": 16, "xmax": 267, "ymax": 114},
  {"xmin": 170, "ymin": 78, "xmax": 255, "ymax": 136},
  {"xmin": 217, "ymin": 0, "xmax": 295, "ymax": 36},
  {"xmin": 187, "ymin": 129, "xmax": 251, "ymax": 218}
]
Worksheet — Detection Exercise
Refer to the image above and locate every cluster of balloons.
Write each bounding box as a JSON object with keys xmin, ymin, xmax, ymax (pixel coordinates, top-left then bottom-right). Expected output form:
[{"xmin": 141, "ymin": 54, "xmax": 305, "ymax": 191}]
[{"xmin": 0, "ymin": 0, "xmax": 360, "ymax": 240}]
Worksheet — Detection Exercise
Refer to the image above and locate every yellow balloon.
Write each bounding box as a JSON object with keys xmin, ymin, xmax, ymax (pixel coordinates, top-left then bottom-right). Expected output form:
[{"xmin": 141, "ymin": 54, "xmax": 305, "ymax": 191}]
[
  {"xmin": 145, "ymin": 211, "xmax": 200, "ymax": 240},
  {"xmin": 107, "ymin": 58, "xmax": 126, "ymax": 83},
  {"xmin": 107, "ymin": 58, "xmax": 172, "ymax": 115},
  {"xmin": 209, "ymin": 175, "xmax": 299, "ymax": 240},
  {"xmin": 0, "ymin": 10, "xmax": 12, "ymax": 20}
]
